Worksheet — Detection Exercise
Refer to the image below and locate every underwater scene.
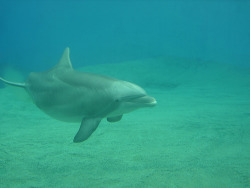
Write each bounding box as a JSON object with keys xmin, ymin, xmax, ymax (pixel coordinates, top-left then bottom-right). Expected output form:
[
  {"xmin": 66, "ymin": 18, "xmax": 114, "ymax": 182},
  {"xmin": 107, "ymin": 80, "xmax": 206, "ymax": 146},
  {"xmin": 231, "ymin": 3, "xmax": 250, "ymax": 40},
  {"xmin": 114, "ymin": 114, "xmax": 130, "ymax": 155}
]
[{"xmin": 0, "ymin": 1, "xmax": 250, "ymax": 187}]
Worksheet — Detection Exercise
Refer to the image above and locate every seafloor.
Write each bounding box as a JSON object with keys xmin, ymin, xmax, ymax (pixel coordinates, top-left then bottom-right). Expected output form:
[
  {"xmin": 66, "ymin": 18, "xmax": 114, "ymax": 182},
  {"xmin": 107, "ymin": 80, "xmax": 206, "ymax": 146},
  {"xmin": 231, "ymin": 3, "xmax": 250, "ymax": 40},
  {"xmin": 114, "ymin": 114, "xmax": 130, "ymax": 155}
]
[{"xmin": 0, "ymin": 57, "xmax": 250, "ymax": 187}]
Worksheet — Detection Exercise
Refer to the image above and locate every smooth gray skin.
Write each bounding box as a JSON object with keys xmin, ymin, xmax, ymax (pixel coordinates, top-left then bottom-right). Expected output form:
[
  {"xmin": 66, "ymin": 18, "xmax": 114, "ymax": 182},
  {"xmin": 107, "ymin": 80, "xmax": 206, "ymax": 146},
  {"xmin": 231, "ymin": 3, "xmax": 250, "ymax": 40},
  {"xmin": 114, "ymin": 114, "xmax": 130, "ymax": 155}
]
[{"xmin": 0, "ymin": 48, "xmax": 157, "ymax": 142}]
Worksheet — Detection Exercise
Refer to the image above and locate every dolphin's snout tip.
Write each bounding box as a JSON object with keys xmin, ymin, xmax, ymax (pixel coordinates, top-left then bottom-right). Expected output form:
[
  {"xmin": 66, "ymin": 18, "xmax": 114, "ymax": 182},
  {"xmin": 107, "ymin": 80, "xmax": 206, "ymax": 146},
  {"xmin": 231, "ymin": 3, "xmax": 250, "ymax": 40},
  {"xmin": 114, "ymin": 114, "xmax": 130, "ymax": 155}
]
[
  {"xmin": 152, "ymin": 98, "xmax": 157, "ymax": 105},
  {"xmin": 149, "ymin": 97, "xmax": 157, "ymax": 106}
]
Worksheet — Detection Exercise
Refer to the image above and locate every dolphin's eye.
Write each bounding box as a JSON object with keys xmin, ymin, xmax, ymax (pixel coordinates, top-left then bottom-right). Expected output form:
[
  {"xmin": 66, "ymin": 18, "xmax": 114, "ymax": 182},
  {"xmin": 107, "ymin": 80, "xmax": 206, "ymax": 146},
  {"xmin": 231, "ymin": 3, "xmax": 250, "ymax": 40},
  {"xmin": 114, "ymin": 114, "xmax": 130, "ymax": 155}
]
[{"xmin": 115, "ymin": 99, "xmax": 120, "ymax": 103}]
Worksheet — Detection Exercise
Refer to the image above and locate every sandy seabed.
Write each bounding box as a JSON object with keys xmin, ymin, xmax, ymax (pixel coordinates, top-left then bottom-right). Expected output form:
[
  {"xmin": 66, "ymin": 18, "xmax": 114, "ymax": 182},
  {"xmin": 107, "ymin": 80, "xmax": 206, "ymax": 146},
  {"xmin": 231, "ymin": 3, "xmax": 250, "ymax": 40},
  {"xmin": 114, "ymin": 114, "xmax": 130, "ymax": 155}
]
[{"xmin": 0, "ymin": 57, "xmax": 250, "ymax": 188}]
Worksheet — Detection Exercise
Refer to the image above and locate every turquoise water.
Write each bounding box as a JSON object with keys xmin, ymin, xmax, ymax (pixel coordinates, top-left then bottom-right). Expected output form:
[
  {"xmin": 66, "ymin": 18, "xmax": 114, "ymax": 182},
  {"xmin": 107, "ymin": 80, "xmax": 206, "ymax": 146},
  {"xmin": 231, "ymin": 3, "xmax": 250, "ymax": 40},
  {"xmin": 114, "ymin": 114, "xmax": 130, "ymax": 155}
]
[{"xmin": 0, "ymin": 1, "xmax": 250, "ymax": 187}]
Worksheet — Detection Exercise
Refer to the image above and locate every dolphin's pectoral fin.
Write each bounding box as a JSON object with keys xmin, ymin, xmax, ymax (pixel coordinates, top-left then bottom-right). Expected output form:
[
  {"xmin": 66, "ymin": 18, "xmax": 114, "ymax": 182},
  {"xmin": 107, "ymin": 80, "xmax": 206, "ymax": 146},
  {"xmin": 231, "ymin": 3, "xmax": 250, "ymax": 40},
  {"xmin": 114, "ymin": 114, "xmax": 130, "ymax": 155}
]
[
  {"xmin": 73, "ymin": 118, "xmax": 101, "ymax": 143},
  {"xmin": 107, "ymin": 115, "xmax": 123, "ymax": 122}
]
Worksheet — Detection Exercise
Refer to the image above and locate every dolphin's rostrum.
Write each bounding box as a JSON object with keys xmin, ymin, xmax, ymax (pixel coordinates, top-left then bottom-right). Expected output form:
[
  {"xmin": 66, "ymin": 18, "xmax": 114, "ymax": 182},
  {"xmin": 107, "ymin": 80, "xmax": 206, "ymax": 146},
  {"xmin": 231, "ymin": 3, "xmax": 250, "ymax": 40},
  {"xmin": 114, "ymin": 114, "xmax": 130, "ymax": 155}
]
[{"xmin": 0, "ymin": 48, "xmax": 157, "ymax": 142}]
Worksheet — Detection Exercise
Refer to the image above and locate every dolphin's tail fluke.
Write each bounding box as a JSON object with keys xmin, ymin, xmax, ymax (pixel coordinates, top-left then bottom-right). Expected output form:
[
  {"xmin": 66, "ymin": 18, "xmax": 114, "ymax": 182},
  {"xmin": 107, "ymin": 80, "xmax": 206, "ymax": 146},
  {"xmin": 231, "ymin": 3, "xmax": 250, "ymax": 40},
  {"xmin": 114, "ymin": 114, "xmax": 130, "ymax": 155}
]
[{"xmin": 0, "ymin": 77, "xmax": 25, "ymax": 88}]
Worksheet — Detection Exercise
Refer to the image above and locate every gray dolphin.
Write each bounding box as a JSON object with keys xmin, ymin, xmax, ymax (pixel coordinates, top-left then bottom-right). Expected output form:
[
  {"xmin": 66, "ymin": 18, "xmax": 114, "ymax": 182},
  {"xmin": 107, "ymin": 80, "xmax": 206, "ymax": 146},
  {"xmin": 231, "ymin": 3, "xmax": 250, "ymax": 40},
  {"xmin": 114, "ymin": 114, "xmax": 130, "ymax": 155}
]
[{"xmin": 0, "ymin": 48, "xmax": 156, "ymax": 142}]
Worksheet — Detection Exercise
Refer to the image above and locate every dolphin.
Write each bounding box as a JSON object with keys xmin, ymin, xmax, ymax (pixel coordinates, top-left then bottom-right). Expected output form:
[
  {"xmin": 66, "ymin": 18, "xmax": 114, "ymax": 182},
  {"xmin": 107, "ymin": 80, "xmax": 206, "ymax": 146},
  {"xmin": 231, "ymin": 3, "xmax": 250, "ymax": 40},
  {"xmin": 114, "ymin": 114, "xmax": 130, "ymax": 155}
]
[{"xmin": 0, "ymin": 48, "xmax": 156, "ymax": 142}]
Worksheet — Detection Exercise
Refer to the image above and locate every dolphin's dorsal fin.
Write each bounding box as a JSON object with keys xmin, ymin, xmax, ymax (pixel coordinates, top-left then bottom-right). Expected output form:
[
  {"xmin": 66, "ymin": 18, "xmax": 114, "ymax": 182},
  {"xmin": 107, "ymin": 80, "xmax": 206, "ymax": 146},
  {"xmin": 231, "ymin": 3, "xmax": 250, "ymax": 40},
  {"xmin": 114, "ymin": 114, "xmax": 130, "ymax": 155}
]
[{"xmin": 54, "ymin": 47, "xmax": 73, "ymax": 70}]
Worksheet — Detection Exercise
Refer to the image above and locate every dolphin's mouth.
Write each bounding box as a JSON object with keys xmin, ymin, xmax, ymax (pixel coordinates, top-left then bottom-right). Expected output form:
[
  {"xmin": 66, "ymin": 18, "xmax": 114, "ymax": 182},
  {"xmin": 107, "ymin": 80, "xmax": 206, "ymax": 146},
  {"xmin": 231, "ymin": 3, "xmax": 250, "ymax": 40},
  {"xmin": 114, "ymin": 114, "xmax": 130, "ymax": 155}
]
[
  {"xmin": 122, "ymin": 95, "xmax": 157, "ymax": 107},
  {"xmin": 133, "ymin": 95, "xmax": 157, "ymax": 106}
]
